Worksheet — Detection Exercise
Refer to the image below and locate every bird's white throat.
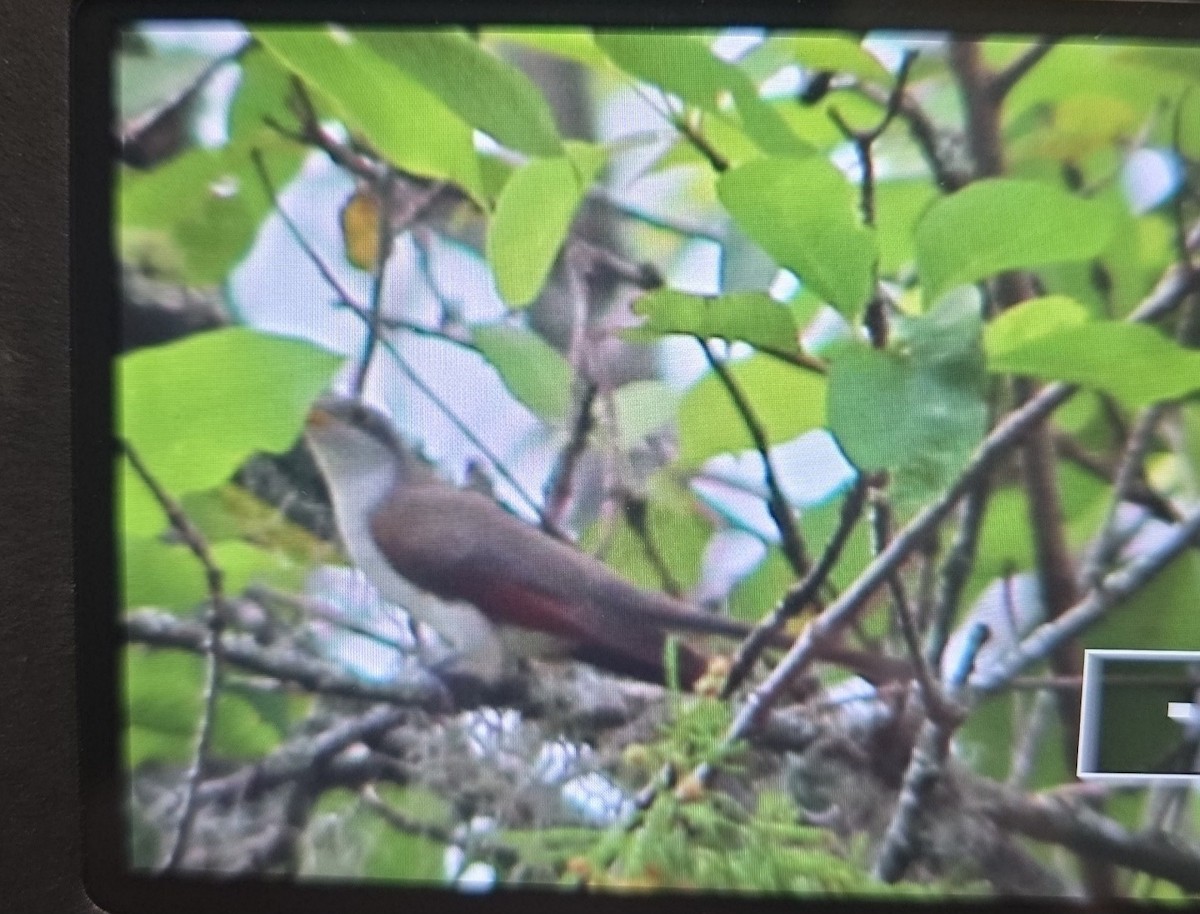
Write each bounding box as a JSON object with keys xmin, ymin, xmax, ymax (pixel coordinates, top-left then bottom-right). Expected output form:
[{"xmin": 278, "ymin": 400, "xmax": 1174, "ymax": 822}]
[{"xmin": 307, "ymin": 428, "xmax": 507, "ymax": 681}]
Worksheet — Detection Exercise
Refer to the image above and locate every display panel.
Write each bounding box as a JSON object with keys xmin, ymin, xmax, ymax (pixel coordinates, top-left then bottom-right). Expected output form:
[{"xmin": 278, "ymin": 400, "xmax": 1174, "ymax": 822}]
[{"xmin": 80, "ymin": 4, "xmax": 1200, "ymax": 908}]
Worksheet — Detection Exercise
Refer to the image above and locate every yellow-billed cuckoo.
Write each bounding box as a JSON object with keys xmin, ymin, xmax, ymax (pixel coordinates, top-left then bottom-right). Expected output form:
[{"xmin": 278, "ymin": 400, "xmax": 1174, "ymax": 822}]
[{"xmin": 305, "ymin": 394, "xmax": 908, "ymax": 690}]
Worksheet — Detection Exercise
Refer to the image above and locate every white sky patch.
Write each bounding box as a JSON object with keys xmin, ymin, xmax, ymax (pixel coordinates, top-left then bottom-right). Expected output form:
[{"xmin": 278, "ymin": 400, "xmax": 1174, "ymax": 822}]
[
  {"xmin": 139, "ymin": 19, "xmax": 248, "ymax": 55},
  {"xmin": 667, "ymin": 237, "xmax": 723, "ymax": 295},
  {"xmin": 692, "ymin": 431, "xmax": 856, "ymax": 540},
  {"xmin": 698, "ymin": 529, "xmax": 767, "ymax": 604},
  {"xmin": 194, "ymin": 61, "xmax": 240, "ymax": 148},
  {"xmin": 761, "ymin": 64, "xmax": 803, "ymax": 99},
  {"xmin": 712, "ymin": 29, "xmax": 766, "ymax": 63},
  {"xmin": 657, "ymin": 335, "xmax": 712, "ymax": 392},
  {"xmin": 769, "ymin": 269, "xmax": 801, "ymax": 302},
  {"xmin": 802, "ymin": 306, "xmax": 855, "ymax": 355},
  {"xmin": 1123, "ymin": 148, "xmax": 1183, "ymax": 215}
]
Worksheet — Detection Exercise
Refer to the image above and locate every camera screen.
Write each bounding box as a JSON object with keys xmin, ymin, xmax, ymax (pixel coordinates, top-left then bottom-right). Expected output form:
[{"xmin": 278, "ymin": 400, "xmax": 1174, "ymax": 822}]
[{"xmin": 104, "ymin": 16, "xmax": 1200, "ymax": 904}]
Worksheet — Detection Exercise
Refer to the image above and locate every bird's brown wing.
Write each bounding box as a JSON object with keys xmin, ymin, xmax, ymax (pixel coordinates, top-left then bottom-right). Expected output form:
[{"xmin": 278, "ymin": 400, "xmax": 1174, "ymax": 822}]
[{"xmin": 368, "ymin": 481, "xmax": 710, "ymax": 686}]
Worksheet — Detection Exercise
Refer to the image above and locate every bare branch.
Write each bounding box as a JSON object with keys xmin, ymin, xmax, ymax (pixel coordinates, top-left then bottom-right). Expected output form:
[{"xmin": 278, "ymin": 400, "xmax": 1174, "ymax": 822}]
[
  {"xmin": 721, "ymin": 477, "xmax": 868, "ymax": 698},
  {"xmin": 873, "ymin": 624, "xmax": 984, "ymax": 882},
  {"xmin": 990, "ymin": 39, "xmax": 1057, "ymax": 103},
  {"xmin": 121, "ymin": 440, "xmax": 230, "ymax": 871},
  {"xmin": 971, "ymin": 505, "xmax": 1200, "ymax": 695},
  {"xmin": 967, "ymin": 777, "xmax": 1200, "ymax": 892},
  {"xmin": 700, "ymin": 339, "xmax": 810, "ymax": 576},
  {"xmin": 124, "ymin": 609, "xmax": 449, "ymax": 710},
  {"xmin": 1080, "ymin": 405, "xmax": 1167, "ymax": 587}
]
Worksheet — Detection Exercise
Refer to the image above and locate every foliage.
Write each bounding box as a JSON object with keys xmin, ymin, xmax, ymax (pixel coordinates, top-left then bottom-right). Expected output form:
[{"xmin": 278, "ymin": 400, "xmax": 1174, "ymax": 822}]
[{"xmin": 113, "ymin": 20, "xmax": 1200, "ymax": 899}]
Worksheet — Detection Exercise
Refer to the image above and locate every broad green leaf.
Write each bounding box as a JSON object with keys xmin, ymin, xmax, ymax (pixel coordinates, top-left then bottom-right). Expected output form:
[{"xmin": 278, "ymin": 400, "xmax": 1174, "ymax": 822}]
[
  {"xmin": 482, "ymin": 28, "xmax": 608, "ymax": 69},
  {"xmin": 785, "ymin": 34, "xmax": 892, "ymax": 85},
  {"xmin": 875, "ymin": 179, "xmax": 938, "ymax": 277},
  {"xmin": 255, "ymin": 27, "xmax": 484, "ymax": 200},
  {"xmin": 984, "ymin": 295, "xmax": 1090, "ymax": 356},
  {"xmin": 472, "ymin": 326, "xmax": 573, "ymax": 423},
  {"xmin": 121, "ymin": 538, "xmax": 298, "ymax": 612},
  {"xmin": 486, "ymin": 144, "xmax": 605, "ymax": 306},
  {"xmin": 1007, "ymin": 42, "xmax": 1195, "ymax": 129},
  {"xmin": 985, "ymin": 298, "xmax": 1200, "ymax": 406},
  {"xmin": 125, "ymin": 647, "xmax": 282, "ymax": 767},
  {"xmin": 364, "ymin": 820, "xmax": 446, "ymax": 882},
  {"xmin": 118, "ymin": 136, "xmax": 303, "ymax": 284},
  {"xmin": 612, "ymin": 381, "xmax": 683, "ymax": 450},
  {"xmin": 594, "ymin": 32, "xmax": 810, "ymax": 158},
  {"xmin": 580, "ymin": 476, "xmax": 714, "ymax": 593},
  {"xmin": 915, "ymin": 179, "xmax": 1117, "ymax": 304},
  {"xmin": 358, "ymin": 29, "xmax": 562, "ymax": 157},
  {"xmin": 228, "ymin": 46, "xmax": 296, "ymax": 140},
  {"xmin": 717, "ymin": 157, "xmax": 877, "ymax": 315},
  {"xmin": 1008, "ymin": 94, "xmax": 1141, "ymax": 164},
  {"xmin": 632, "ymin": 290, "xmax": 802, "ymax": 355},
  {"xmin": 678, "ymin": 354, "xmax": 826, "ymax": 466},
  {"xmin": 119, "ymin": 328, "xmax": 342, "ymax": 497},
  {"xmin": 826, "ymin": 294, "xmax": 987, "ymax": 506}
]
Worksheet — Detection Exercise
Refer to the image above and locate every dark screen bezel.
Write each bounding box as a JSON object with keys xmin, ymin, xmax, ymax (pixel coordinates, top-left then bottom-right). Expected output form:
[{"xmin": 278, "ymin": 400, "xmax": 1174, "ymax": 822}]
[{"xmin": 73, "ymin": 2, "xmax": 1200, "ymax": 912}]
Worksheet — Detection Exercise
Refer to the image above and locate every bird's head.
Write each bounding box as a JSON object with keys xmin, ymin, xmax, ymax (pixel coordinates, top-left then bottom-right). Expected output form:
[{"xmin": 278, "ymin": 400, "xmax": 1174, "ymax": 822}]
[{"xmin": 306, "ymin": 394, "xmax": 433, "ymax": 487}]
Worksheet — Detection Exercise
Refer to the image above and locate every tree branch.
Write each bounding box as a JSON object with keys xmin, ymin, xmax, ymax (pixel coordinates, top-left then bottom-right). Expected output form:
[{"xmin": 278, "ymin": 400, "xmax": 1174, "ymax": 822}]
[
  {"xmin": 121, "ymin": 440, "xmax": 230, "ymax": 871},
  {"xmin": 720, "ymin": 477, "xmax": 869, "ymax": 698},
  {"xmin": 700, "ymin": 339, "xmax": 810, "ymax": 576},
  {"xmin": 970, "ymin": 505, "xmax": 1200, "ymax": 696}
]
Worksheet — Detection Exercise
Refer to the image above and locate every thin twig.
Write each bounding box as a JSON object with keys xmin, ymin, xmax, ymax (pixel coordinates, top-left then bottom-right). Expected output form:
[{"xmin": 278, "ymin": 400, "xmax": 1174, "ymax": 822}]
[
  {"xmin": 352, "ymin": 175, "xmax": 397, "ymax": 397},
  {"xmin": 543, "ymin": 381, "xmax": 599, "ymax": 535},
  {"xmin": 720, "ymin": 477, "xmax": 868, "ymax": 698},
  {"xmin": 873, "ymin": 623, "xmax": 985, "ymax": 882},
  {"xmin": 122, "ymin": 440, "xmax": 229, "ymax": 872},
  {"xmin": 124, "ymin": 609, "xmax": 448, "ymax": 709},
  {"xmin": 829, "ymin": 51, "xmax": 917, "ymax": 228},
  {"xmin": 990, "ymin": 39, "xmax": 1057, "ymax": 103},
  {"xmin": 700, "ymin": 339, "xmax": 809, "ymax": 576},
  {"xmin": 925, "ymin": 478, "xmax": 991, "ymax": 671},
  {"xmin": 1080, "ymin": 406, "xmax": 1167, "ymax": 587},
  {"xmin": 971, "ymin": 506, "xmax": 1200, "ymax": 695},
  {"xmin": 696, "ymin": 237, "xmax": 1200, "ymax": 787}
]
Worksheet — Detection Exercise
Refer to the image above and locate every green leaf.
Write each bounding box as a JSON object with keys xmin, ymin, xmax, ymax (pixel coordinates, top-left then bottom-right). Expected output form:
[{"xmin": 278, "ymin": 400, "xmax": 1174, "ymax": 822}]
[
  {"xmin": 228, "ymin": 46, "xmax": 296, "ymax": 140},
  {"xmin": 363, "ymin": 820, "xmax": 446, "ymax": 882},
  {"xmin": 254, "ymin": 26, "xmax": 484, "ymax": 200},
  {"xmin": 632, "ymin": 290, "xmax": 801, "ymax": 355},
  {"xmin": 118, "ymin": 137, "xmax": 304, "ymax": 285},
  {"xmin": 580, "ymin": 476, "xmax": 714, "ymax": 593},
  {"xmin": 784, "ymin": 34, "xmax": 892, "ymax": 85},
  {"xmin": 119, "ymin": 328, "xmax": 342, "ymax": 497},
  {"xmin": 915, "ymin": 178, "xmax": 1118, "ymax": 304},
  {"xmin": 612, "ymin": 381, "xmax": 683, "ymax": 450},
  {"xmin": 826, "ymin": 294, "xmax": 987, "ymax": 506},
  {"xmin": 471, "ymin": 325, "xmax": 574, "ymax": 423},
  {"xmin": 357, "ymin": 29, "xmax": 562, "ymax": 158},
  {"xmin": 594, "ymin": 32, "xmax": 810, "ymax": 158},
  {"xmin": 678, "ymin": 354, "xmax": 826, "ymax": 466},
  {"xmin": 875, "ymin": 179, "xmax": 938, "ymax": 277},
  {"xmin": 984, "ymin": 294, "xmax": 1090, "ymax": 356},
  {"xmin": 482, "ymin": 28, "xmax": 608, "ymax": 69},
  {"xmin": 486, "ymin": 144, "xmax": 605, "ymax": 306},
  {"xmin": 985, "ymin": 297, "xmax": 1200, "ymax": 406},
  {"xmin": 124, "ymin": 647, "xmax": 282, "ymax": 767},
  {"xmin": 121, "ymin": 538, "xmax": 298, "ymax": 612},
  {"xmin": 717, "ymin": 157, "xmax": 877, "ymax": 315}
]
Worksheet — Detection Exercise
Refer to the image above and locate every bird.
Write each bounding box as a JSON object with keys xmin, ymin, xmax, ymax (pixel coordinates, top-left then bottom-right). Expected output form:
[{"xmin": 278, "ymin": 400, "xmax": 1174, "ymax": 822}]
[{"xmin": 304, "ymin": 393, "xmax": 909, "ymax": 691}]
